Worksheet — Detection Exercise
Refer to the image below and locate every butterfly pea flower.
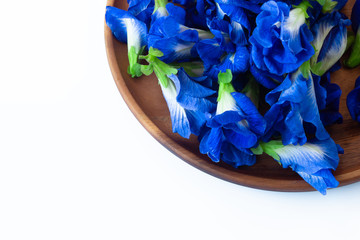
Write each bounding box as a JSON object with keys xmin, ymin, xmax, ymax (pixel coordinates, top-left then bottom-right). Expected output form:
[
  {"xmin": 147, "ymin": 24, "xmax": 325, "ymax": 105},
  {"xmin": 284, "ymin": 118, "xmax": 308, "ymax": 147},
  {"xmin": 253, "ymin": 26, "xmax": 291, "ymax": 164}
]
[
  {"xmin": 249, "ymin": 64, "xmax": 285, "ymax": 89},
  {"xmin": 149, "ymin": 4, "xmax": 214, "ymax": 63},
  {"xmin": 141, "ymin": 48, "xmax": 216, "ymax": 138},
  {"xmin": 264, "ymin": 68, "xmax": 330, "ymax": 146},
  {"xmin": 215, "ymin": 2, "xmax": 251, "ymax": 45},
  {"xmin": 195, "ymin": 17, "xmax": 235, "ymax": 68},
  {"xmin": 346, "ymin": 76, "xmax": 360, "ymax": 122},
  {"xmin": 311, "ymin": 11, "xmax": 351, "ymax": 76},
  {"xmin": 181, "ymin": 0, "xmax": 218, "ymax": 30},
  {"xmin": 197, "ymin": 18, "xmax": 251, "ymax": 78},
  {"xmin": 199, "ymin": 70, "xmax": 266, "ymax": 165},
  {"xmin": 204, "ymin": 45, "xmax": 250, "ymax": 79},
  {"xmin": 105, "ymin": 6, "xmax": 148, "ymax": 78},
  {"xmin": 214, "ymin": 0, "xmax": 269, "ymax": 13},
  {"xmin": 255, "ymin": 138, "xmax": 340, "ymax": 195},
  {"xmin": 345, "ymin": 0, "xmax": 360, "ymax": 68},
  {"xmin": 250, "ymin": 1, "xmax": 314, "ymax": 76},
  {"xmin": 313, "ymin": 72, "xmax": 343, "ymax": 126},
  {"xmin": 127, "ymin": 0, "xmax": 154, "ymax": 26}
]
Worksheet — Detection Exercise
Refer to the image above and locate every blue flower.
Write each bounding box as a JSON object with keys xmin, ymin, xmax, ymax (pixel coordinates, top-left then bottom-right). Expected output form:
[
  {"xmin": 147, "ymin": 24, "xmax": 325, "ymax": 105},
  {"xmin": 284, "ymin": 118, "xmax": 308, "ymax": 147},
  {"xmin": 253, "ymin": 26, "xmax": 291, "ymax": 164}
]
[
  {"xmin": 347, "ymin": 76, "xmax": 360, "ymax": 122},
  {"xmin": 204, "ymin": 45, "xmax": 250, "ymax": 79},
  {"xmin": 199, "ymin": 70, "xmax": 266, "ymax": 165},
  {"xmin": 264, "ymin": 69, "xmax": 329, "ymax": 146},
  {"xmin": 214, "ymin": 0, "xmax": 267, "ymax": 13},
  {"xmin": 345, "ymin": 0, "xmax": 360, "ymax": 68},
  {"xmin": 127, "ymin": 0, "xmax": 154, "ymax": 26},
  {"xmin": 258, "ymin": 138, "xmax": 340, "ymax": 195},
  {"xmin": 172, "ymin": 0, "xmax": 216, "ymax": 29},
  {"xmin": 105, "ymin": 6, "xmax": 148, "ymax": 77},
  {"xmin": 215, "ymin": 2, "xmax": 251, "ymax": 45},
  {"xmin": 149, "ymin": 3, "xmax": 214, "ymax": 63},
  {"xmin": 313, "ymin": 72, "xmax": 343, "ymax": 126},
  {"xmin": 140, "ymin": 49, "xmax": 216, "ymax": 138},
  {"xmin": 195, "ymin": 18, "xmax": 250, "ymax": 79},
  {"xmin": 249, "ymin": 64, "xmax": 285, "ymax": 89},
  {"xmin": 250, "ymin": 1, "xmax": 314, "ymax": 76},
  {"xmin": 311, "ymin": 11, "xmax": 351, "ymax": 76},
  {"xmin": 352, "ymin": 0, "xmax": 360, "ymax": 32},
  {"xmin": 164, "ymin": 70, "xmax": 216, "ymax": 138}
]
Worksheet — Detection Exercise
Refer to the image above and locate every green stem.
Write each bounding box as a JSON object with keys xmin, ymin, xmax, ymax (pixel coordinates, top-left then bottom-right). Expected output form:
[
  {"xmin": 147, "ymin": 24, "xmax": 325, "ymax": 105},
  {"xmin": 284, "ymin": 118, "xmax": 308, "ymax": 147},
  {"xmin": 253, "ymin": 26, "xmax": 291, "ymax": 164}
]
[
  {"xmin": 345, "ymin": 30, "xmax": 360, "ymax": 68},
  {"xmin": 154, "ymin": 0, "xmax": 168, "ymax": 13}
]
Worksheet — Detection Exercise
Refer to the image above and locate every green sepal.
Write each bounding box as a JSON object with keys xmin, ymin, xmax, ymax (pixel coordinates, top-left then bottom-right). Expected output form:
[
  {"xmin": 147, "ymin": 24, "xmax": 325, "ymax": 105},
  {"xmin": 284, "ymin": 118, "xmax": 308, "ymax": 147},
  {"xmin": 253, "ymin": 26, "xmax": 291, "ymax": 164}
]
[
  {"xmin": 149, "ymin": 47, "xmax": 164, "ymax": 58},
  {"xmin": 218, "ymin": 69, "xmax": 233, "ymax": 84},
  {"xmin": 127, "ymin": 46, "xmax": 144, "ymax": 78},
  {"xmin": 154, "ymin": 0, "xmax": 168, "ymax": 13},
  {"xmin": 300, "ymin": 60, "xmax": 311, "ymax": 79},
  {"xmin": 345, "ymin": 30, "xmax": 360, "ymax": 68},
  {"xmin": 141, "ymin": 64, "xmax": 154, "ymax": 76},
  {"xmin": 242, "ymin": 77, "xmax": 260, "ymax": 108},
  {"xmin": 311, "ymin": 61, "xmax": 326, "ymax": 77},
  {"xmin": 140, "ymin": 48, "xmax": 178, "ymax": 87},
  {"xmin": 346, "ymin": 31, "xmax": 355, "ymax": 51},
  {"xmin": 321, "ymin": 0, "xmax": 338, "ymax": 13},
  {"xmin": 316, "ymin": 0, "xmax": 326, "ymax": 6},
  {"xmin": 293, "ymin": 1, "xmax": 312, "ymax": 18},
  {"xmin": 315, "ymin": 0, "xmax": 338, "ymax": 13},
  {"xmin": 259, "ymin": 141, "xmax": 283, "ymax": 162},
  {"xmin": 175, "ymin": 62, "xmax": 204, "ymax": 77},
  {"xmin": 251, "ymin": 145, "xmax": 264, "ymax": 155},
  {"xmin": 217, "ymin": 70, "xmax": 235, "ymax": 102}
]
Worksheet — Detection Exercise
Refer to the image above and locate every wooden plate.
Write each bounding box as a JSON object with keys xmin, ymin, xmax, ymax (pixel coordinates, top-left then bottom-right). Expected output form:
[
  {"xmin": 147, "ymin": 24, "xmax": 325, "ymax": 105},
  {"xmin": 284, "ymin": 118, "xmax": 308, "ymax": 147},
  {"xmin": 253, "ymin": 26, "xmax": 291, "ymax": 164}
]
[{"xmin": 105, "ymin": 0, "xmax": 360, "ymax": 192}]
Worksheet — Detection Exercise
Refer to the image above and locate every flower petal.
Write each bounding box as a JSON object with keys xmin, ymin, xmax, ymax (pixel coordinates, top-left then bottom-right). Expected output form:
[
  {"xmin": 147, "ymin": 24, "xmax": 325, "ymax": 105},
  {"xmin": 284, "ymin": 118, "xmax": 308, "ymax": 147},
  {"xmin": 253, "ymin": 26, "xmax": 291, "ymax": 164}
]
[
  {"xmin": 160, "ymin": 79, "xmax": 191, "ymax": 139},
  {"xmin": 221, "ymin": 142, "xmax": 256, "ymax": 167}
]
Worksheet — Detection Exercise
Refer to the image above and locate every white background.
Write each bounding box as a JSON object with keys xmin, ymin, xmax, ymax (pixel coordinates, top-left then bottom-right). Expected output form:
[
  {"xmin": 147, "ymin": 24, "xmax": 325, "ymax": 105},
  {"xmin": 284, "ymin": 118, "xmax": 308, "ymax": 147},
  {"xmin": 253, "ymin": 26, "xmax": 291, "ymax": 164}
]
[{"xmin": 1, "ymin": 1, "xmax": 360, "ymax": 239}]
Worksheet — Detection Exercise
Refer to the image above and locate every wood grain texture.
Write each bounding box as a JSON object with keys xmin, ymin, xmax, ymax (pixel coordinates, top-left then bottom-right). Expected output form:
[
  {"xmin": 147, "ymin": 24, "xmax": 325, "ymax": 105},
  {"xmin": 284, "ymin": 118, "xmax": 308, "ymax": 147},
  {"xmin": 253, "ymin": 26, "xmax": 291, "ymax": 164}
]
[{"xmin": 105, "ymin": 0, "xmax": 360, "ymax": 192}]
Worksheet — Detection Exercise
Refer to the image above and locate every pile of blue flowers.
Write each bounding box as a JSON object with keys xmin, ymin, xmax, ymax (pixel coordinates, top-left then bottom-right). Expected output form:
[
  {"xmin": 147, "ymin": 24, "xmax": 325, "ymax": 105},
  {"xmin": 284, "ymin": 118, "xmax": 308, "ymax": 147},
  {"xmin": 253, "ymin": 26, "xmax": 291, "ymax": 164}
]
[{"xmin": 106, "ymin": 0, "xmax": 360, "ymax": 195}]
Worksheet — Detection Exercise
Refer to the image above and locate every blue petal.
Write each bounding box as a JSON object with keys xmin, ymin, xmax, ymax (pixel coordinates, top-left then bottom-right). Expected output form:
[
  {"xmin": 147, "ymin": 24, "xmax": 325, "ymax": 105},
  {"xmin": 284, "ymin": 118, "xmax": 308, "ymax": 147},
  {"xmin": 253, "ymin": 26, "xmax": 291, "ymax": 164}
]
[
  {"xmin": 352, "ymin": 0, "xmax": 360, "ymax": 32},
  {"xmin": 127, "ymin": 0, "xmax": 154, "ymax": 25},
  {"xmin": 186, "ymin": 109, "xmax": 208, "ymax": 136},
  {"xmin": 334, "ymin": 0, "xmax": 348, "ymax": 11},
  {"xmin": 165, "ymin": 3, "xmax": 187, "ymax": 25},
  {"xmin": 229, "ymin": 21, "xmax": 248, "ymax": 45},
  {"xmin": 218, "ymin": 46, "xmax": 250, "ymax": 73},
  {"xmin": 152, "ymin": 37, "xmax": 196, "ymax": 63},
  {"xmin": 277, "ymin": 138, "xmax": 339, "ymax": 173},
  {"xmin": 207, "ymin": 18, "xmax": 236, "ymax": 53},
  {"xmin": 215, "ymin": 0, "xmax": 264, "ymax": 13},
  {"xmin": 196, "ymin": 39, "xmax": 224, "ymax": 66},
  {"xmin": 160, "ymin": 79, "xmax": 191, "ymax": 139},
  {"xmin": 208, "ymin": 111, "xmax": 244, "ymax": 128},
  {"xmin": 231, "ymin": 92, "xmax": 267, "ymax": 136},
  {"xmin": 223, "ymin": 126, "xmax": 258, "ymax": 149},
  {"xmin": 249, "ymin": 65, "xmax": 283, "ymax": 89},
  {"xmin": 313, "ymin": 74, "xmax": 327, "ymax": 110},
  {"xmin": 199, "ymin": 127, "xmax": 223, "ymax": 162},
  {"xmin": 321, "ymin": 83, "xmax": 343, "ymax": 126},
  {"xmin": 221, "ymin": 142, "xmax": 256, "ymax": 167},
  {"xmin": 169, "ymin": 70, "xmax": 216, "ymax": 113},
  {"xmin": 264, "ymin": 71, "xmax": 329, "ymax": 145},
  {"xmin": 311, "ymin": 12, "xmax": 351, "ymax": 76},
  {"xmin": 347, "ymin": 76, "xmax": 360, "ymax": 122},
  {"xmin": 105, "ymin": 6, "xmax": 148, "ymax": 47},
  {"xmin": 216, "ymin": 3, "xmax": 251, "ymax": 31},
  {"xmin": 205, "ymin": 46, "xmax": 250, "ymax": 78},
  {"xmin": 271, "ymin": 137, "xmax": 340, "ymax": 194},
  {"xmin": 297, "ymin": 169, "xmax": 339, "ymax": 195}
]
